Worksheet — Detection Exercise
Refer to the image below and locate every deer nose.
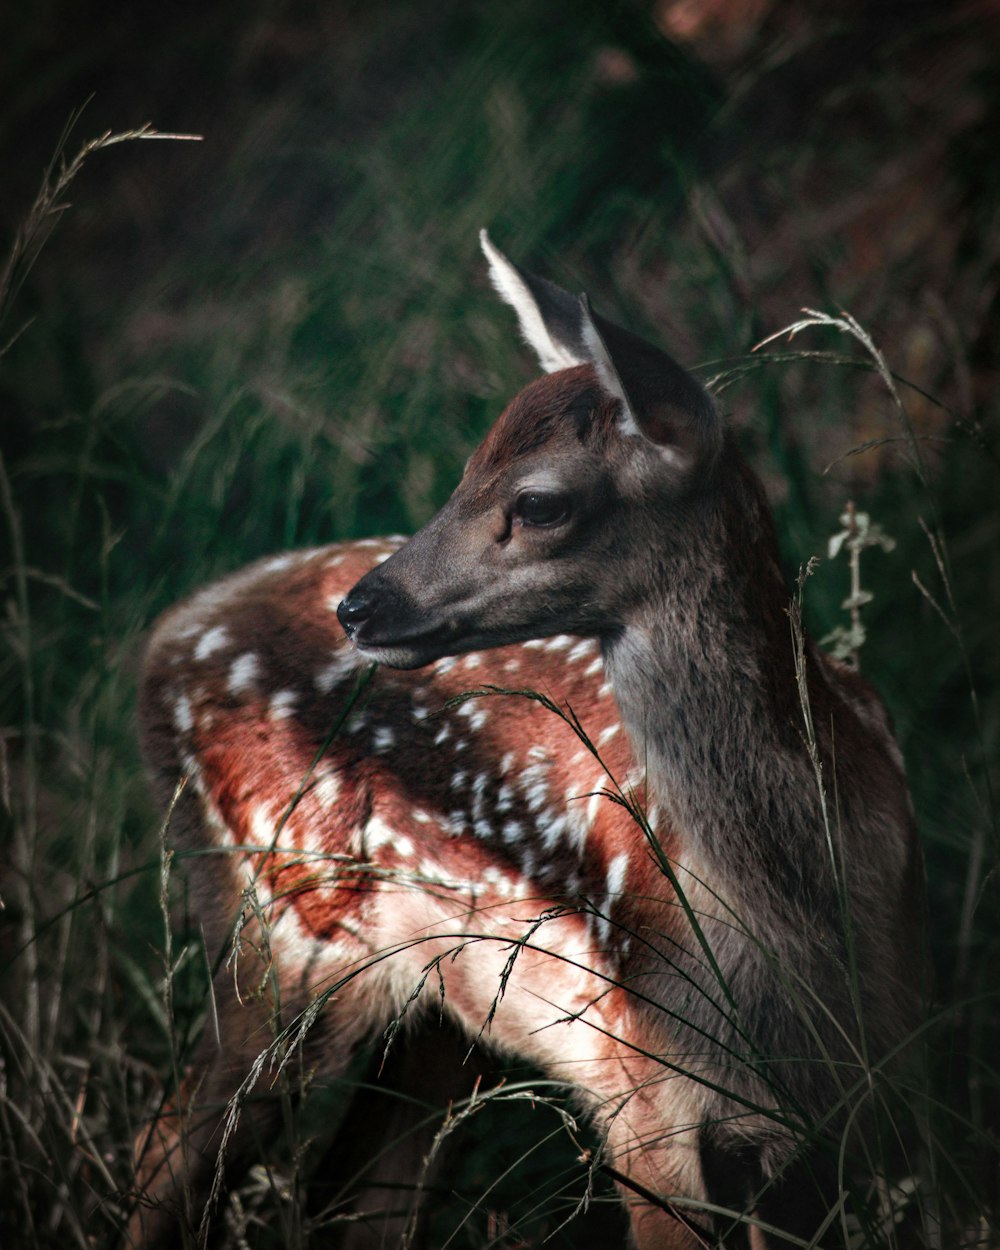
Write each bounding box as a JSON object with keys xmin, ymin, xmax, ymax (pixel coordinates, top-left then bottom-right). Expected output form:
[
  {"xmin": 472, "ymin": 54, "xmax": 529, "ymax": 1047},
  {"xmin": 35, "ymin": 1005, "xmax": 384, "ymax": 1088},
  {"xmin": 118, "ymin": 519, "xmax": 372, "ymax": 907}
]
[{"xmin": 337, "ymin": 588, "xmax": 375, "ymax": 636}]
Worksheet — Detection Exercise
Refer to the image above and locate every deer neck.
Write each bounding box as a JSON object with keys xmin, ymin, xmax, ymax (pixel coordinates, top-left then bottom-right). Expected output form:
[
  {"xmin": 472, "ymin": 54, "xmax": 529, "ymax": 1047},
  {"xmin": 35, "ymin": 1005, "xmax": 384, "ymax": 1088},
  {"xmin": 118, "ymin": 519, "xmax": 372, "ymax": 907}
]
[{"xmin": 600, "ymin": 488, "xmax": 829, "ymax": 928}]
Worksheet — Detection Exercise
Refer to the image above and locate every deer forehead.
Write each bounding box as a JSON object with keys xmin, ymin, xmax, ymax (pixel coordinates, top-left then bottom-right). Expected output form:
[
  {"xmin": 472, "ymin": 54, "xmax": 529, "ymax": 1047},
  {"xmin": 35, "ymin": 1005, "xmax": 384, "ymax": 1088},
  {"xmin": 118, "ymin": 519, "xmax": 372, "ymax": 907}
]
[{"xmin": 464, "ymin": 366, "xmax": 621, "ymax": 484}]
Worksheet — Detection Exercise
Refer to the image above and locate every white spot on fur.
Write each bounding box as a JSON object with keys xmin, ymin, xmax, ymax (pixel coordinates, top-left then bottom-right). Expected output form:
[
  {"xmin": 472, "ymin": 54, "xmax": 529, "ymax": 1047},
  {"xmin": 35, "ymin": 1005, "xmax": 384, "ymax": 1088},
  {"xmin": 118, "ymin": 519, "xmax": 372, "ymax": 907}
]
[
  {"xmin": 471, "ymin": 779, "xmax": 490, "ymax": 829},
  {"xmin": 481, "ymin": 865, "xmax": 517, "ymax": 898},
  {"xmin": 521, "ymin": 761, "xmax": 551, "ymax": 813},
  {"xmin": 435, "ymin": 656, "xmax": 457, "ymax": 675},
  {"xmin": 372, "ymin": 726, "xmax": 396, "ymax": 753},
  {"xmin": 502, "ymin": 819, "xmax": 524, "ymax": 843},
  {"xmin": 593, "ymin": 852, "xmax": 631, "ymax": 947},
  {"xmin": 260, "ymin": 553, "xmax": 301, "ymax": 575},
  {"xmin": 457, "ymin": 702, "xmax": 489, "ymax": 731},
  {"xmin": 194, "ymin": 625, "xmax": 230, "ymax": 662},
  {"xmin": 596, "ymin": 723, "xmax": 620, "ymax": 745},
  {"xmin": 565, "ymin": 806, "xmax": 592, "ymax": 854},
  {"xmin": 463, "ymin": 653, "xmax": 482, "ymax": 669},
  {"xmin": 269, "ymin": 690, "xmax": 298, "ymax": 720},
  {"xmin": 567, "ymin": 639, "xmax": 595, "ymax": 663},
  {"xmin": 586, "ymin": 789, "xmax": 604, "ymax": 826},
  {"xmin": 200, "ymin": 791, "xmax": 237, "ymax": 851},
  {"xmin": 173, "ymin": 692, "xmax": 193, "ymax": 734},
  {"xmin": 314, "ymin": 649, "xmax": 362, "ymax": 694},
  {"xmin": 539, "ymin": 809, "xmax": 569, "ymax": 851},
  {"xmin": 544, "ymin": 634, "xmax": 574, "ymax": 652},
  {"xmin": 312, "ymin": 773, "xmax": 341, "ymax": 808},
  {"xmin": 450, "ymin": 771, "xmax": 468, "ymax": 791},
  {"xmin": 364, "ymin": 815, "xmax": 412, "ymax": 858},
  {"xmin": 415, "ymin": 860, "xmax": 469, "ymax": 893},
  {"xmin": 434, "ymin": 723, "xmax": 451, "ymax": 746},
  {"xmin": 250, "ymin": 803, "xmax": 279, "ymax": 848},
  {"xmin": 228, "ymin": 652, "xmax": 260, "ymax": 696},
  {"xmin": 619, "ymin": 767, "xmax": 645, "ymax": 797},
  {"xmin": 585, "ymin": 656, "xmax": 604, "ymax": 677},
  {"xmin": 606, "ymin": 852, "xmax": 629, "ymax": 900}
]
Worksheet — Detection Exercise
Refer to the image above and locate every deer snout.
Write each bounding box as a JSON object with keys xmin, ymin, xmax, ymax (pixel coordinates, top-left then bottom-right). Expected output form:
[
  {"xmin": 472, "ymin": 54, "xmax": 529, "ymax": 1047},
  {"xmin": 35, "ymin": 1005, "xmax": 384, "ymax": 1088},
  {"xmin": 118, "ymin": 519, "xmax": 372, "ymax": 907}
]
[
  {"xmin": 336, "ymin": 562, "xmax": 457, "ymax": 669},
  {"xmin": 336, "ymin": 567, "xmax": 416, "ymax": 650},
  {"xmin": 336, "ymin": 585, "xmax": 376, "ymax": 638}
]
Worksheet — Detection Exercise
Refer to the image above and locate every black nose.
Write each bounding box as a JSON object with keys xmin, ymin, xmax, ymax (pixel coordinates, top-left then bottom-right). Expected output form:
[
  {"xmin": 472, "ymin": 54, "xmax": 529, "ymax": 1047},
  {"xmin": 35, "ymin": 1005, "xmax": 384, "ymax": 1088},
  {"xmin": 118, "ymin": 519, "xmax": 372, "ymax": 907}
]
[{"xmin": 337, "ymin": 588, "xmax": 374, "ymax": 636}]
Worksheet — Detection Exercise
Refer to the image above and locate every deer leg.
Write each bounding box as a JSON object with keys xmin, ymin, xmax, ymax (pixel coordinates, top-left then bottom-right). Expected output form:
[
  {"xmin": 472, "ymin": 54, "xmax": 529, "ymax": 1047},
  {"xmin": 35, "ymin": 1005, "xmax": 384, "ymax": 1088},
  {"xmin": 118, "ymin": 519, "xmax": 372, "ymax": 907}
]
[
  {"xmin": 126, "ymin": 948, "xmax": 385, "ymax": 1249},
  {"xmin": 309, "ymin": 1018, "xmax": 488, "ymax": 1250},
  {"xmin": 387, "ymin": 894, "xmax": 713, "ymax": 1250},
  {"xmin": 593, "ymin": 1073, "xmax": 713, "ymax": 1250},
  {"xmin": 127, "ymin": 1000, "xmax": 286, "ymax": 1247}
]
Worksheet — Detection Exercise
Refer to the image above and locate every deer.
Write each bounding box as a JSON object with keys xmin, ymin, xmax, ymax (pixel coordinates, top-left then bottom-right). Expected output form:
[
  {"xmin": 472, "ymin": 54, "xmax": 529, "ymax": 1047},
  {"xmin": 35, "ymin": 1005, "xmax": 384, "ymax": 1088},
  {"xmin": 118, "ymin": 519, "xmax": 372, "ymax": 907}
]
[{"xmin": 129, "ymin": 233, "xmax": 922, "ymax": 1250}]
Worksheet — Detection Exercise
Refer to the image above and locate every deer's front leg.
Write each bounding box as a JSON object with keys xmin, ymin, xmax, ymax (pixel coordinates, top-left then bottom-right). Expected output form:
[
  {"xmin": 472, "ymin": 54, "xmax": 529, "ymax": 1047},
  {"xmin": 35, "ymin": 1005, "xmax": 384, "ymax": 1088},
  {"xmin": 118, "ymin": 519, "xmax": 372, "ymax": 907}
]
[{"xmin": 381, "ymin": 888, "xmax": 712, "ymax": 1250}]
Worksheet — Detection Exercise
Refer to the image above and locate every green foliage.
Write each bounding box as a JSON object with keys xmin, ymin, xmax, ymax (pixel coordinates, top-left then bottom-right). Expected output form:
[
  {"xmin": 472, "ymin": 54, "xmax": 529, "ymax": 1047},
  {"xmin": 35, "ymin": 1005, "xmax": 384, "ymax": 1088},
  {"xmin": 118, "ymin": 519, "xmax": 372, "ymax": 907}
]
[{"xmin": 1, "ymin": 2, "xmax": 997, "ymax": 1246}]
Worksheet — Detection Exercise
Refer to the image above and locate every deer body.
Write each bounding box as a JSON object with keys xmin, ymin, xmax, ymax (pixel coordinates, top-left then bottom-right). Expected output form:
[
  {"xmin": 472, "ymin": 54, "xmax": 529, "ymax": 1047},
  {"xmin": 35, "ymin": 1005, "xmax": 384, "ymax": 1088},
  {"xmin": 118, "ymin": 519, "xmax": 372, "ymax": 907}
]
[{"xmin": 132, "ymin": 237, "xmax": 920, "ymax": 1248}]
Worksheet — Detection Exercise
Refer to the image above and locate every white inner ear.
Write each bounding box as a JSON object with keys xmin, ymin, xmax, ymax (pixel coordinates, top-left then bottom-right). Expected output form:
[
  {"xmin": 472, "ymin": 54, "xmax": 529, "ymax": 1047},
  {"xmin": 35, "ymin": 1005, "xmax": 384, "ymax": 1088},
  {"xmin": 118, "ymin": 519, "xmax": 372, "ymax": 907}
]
[
  {"xmin": 480, "ymin": 230, "xmax": 584, "ymax": 374},
  {"xmin": 580, "ymin": 310, "xmax": 641, "ymax": 437},
  {"xmin": 580, "ymin": 307, "xmax": 684, "ymax": 467}
]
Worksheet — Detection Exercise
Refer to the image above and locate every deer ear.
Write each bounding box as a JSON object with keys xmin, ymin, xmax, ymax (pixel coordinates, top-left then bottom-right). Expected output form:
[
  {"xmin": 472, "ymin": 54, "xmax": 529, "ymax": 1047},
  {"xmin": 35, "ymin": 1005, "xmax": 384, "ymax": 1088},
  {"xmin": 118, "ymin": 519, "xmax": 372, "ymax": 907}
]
[
  {"xmin": 480, "ymin": 230, "xmax": 589, "ymax": 373},
  {"xmin": 580, "ymin": 297, "xmax": 722, "ymax": 465},
  {"xmin": 480, "ymin": 230, "xmax": 721, "ymax": 465}
]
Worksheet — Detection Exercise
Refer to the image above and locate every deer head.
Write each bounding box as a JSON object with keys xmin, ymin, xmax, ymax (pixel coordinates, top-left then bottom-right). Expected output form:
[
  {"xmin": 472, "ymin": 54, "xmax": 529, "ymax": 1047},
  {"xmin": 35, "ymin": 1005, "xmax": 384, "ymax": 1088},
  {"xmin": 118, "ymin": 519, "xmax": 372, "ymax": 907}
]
[{"xmin": 337, "ymin": 231, "xmax": 730, "ymax": 669}]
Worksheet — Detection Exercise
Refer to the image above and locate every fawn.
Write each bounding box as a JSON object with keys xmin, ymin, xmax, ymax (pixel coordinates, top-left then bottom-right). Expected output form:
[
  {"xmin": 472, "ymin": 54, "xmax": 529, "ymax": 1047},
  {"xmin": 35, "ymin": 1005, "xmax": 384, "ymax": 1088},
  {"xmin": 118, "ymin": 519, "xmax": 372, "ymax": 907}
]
[{"xmin": 131, "ymin": 233, "xmax": 921, "ymax": 1248}]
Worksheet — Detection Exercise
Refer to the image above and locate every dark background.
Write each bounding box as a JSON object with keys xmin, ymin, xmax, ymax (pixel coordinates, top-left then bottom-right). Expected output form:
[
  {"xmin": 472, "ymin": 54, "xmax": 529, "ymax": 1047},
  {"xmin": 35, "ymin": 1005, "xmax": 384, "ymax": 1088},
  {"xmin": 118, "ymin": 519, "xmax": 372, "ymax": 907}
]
[{"xmin": 1, "ymin": 1, "xmax": 998, "ymax": 1245}]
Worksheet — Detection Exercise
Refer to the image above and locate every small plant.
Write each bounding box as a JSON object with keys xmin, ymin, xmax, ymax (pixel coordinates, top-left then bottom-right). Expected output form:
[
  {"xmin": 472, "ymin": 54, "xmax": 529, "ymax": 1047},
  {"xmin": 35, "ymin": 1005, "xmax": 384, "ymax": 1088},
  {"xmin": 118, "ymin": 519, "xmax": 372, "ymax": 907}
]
[{"xmin": 821, "ymin": 501, "xmax": 896, "ymax": 667}]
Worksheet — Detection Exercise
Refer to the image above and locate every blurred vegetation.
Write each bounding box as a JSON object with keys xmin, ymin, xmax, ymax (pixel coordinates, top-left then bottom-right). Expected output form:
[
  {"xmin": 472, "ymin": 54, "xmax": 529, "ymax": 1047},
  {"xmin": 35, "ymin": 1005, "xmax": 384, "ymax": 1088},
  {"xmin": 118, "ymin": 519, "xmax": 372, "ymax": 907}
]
[{"xmin": 1, "ymin": 0, "xmax": 998, "ymax": 1245}]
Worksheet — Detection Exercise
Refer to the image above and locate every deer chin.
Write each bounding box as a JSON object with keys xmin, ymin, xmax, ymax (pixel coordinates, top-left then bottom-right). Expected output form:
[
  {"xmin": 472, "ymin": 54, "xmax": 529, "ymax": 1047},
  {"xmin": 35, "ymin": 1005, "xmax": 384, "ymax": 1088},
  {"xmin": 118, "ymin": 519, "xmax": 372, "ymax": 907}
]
[
  {"xmin": 350, "ymin": 639, "xmax": 441, "ymax": 670},
  {"xmin": 345, "ymin": 616, "xmax": 473, "ymax": 670},
  {"xmin": 349, "ymin": 616, "xmax": 534, "ymax": 670},
  {"xmin": 339, "ymin": 586, "xmax": 524, "ymax": 669}
]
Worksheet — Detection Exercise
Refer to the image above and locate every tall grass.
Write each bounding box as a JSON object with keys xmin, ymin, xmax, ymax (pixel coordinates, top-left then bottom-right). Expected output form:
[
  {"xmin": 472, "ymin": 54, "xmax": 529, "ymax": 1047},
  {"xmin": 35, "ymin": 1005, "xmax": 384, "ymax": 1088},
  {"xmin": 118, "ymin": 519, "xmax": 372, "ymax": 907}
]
[{"xmin": 2, "ymin": 3, "xmax": 997, "ymax": 1246}]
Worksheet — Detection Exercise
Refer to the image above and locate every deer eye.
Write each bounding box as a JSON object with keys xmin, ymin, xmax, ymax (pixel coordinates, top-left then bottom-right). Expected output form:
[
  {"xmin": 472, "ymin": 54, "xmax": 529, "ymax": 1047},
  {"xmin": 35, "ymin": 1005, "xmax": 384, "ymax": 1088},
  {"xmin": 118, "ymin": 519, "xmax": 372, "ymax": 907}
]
[{"xmin": 513, "ymin": 490, "xmax": 571, "ymax": 528}]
